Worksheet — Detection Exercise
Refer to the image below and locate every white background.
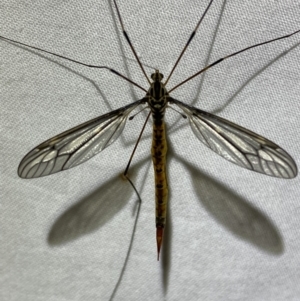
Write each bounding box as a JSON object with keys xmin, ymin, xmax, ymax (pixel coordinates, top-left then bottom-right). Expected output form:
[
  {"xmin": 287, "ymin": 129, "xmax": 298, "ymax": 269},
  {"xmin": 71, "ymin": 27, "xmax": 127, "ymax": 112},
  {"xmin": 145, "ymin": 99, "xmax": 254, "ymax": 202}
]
[{"xmin": 1, "ymin": 0, "xmax": 300, "ymax": 300}]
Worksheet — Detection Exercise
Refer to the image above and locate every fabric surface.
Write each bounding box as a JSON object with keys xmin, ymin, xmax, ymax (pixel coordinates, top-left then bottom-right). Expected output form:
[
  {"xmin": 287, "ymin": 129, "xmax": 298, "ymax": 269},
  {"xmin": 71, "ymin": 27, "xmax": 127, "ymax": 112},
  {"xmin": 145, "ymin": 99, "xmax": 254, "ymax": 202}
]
[{"xmin": 1, "ymin": 0, "xmax": 300, "ymax": 300}]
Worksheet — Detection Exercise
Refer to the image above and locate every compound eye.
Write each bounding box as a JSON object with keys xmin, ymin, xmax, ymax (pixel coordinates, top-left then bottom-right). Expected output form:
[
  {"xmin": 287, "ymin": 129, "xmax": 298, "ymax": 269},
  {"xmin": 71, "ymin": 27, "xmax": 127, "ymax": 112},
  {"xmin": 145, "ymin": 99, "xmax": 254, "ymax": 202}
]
[{"xmin": 151, "ymin": 72, "xmax": 164, "ymax": 81}]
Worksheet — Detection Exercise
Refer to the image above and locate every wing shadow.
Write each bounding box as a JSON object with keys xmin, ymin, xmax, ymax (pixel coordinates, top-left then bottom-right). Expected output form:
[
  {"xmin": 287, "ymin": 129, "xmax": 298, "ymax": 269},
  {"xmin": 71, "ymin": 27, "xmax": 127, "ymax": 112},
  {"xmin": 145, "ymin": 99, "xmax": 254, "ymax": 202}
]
[
  {"xmin": 171, "ymin": 142, "xmax": 284, "ymax": 255},
  {"xmin": 48, "ymin": 157, "xmax": 148, "ymax": 245}
]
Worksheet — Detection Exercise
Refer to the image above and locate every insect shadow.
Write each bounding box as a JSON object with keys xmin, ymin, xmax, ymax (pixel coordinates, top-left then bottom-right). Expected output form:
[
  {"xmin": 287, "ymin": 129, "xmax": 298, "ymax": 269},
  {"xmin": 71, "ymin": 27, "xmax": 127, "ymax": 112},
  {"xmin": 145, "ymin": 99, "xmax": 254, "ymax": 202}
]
[
  {"xmin": 156, "ymin": 133, "xmax": 285, "ymax": 296},
  {"xmin": 47, "ymin": 157, "xmax": 149, "ymax": 245},
  {"xmin": 170, "ymin": 140, "xmax": 284, "ymax": 255},
  {"xmin": 47, "ymin": 157, "xmax": 150, "ymax": 301},
  {"xmin": 9, "ymin": 1, "xmax": 297, "ymax": 274},
  {"xmin": 3, "ymin": 0, "xmax": 297, "ymax": 299}
]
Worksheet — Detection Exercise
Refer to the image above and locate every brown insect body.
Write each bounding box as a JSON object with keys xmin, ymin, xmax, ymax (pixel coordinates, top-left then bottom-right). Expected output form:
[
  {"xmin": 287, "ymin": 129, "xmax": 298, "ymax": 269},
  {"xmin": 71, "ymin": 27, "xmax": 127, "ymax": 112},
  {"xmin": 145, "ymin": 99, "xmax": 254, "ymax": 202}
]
[{"xmin": 146, "ymin": 70, "xmax": 169, "ymax": 259}]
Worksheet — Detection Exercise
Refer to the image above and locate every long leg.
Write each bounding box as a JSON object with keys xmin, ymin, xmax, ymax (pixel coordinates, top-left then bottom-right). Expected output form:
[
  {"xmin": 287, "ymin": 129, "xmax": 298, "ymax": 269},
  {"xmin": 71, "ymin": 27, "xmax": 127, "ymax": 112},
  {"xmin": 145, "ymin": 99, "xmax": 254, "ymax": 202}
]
[
  {"xmin": 124, "ymin": 111, "xmax": 151, "ymax": 177},
  {"xmin": 164, "ymin": 0, "xmax": 215, "ymax": 86},
  {"xmin": 0, "ymin": 35, "xmax": 147, "ymax": 93},
  {"xmin": 109, "ymin": 174, "xmax": 142, "ymax": 300},
  {"xmin": 169, "ymin": 28, "xmax": 300, "ymax": 93},
  {"xmin": 113, "ymin": 0, "xmax": 151, "ymax": 85},
  {"xmin": 108, "ymin": 112, "xmax": 152, "ymax": 294},
  {"xmin": 110, "ymin": 108, "xmax": 149, "ymax": 276}
]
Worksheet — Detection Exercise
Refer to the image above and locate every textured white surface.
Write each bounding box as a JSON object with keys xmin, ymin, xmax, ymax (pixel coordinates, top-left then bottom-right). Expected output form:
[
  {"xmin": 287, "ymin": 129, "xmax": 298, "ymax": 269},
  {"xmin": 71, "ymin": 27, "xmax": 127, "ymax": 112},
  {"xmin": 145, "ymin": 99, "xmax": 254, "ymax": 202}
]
[{"xmin": 1, "ymin": 0, "xmax": 300, "ymax": 300}]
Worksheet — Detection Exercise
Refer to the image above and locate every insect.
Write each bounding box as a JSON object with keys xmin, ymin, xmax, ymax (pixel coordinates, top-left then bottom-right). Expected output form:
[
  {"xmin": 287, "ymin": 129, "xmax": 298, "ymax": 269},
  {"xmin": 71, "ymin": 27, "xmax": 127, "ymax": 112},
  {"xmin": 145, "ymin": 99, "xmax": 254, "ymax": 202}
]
[{"xmin": 1, "ymin": 0, "xmax": 298, "ymax": 260}]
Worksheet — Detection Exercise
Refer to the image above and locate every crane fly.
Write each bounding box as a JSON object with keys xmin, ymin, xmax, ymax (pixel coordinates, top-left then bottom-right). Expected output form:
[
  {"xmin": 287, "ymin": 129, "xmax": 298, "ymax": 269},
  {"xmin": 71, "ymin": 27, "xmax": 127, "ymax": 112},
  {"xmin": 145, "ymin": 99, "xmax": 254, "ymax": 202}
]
[{"xmin": 1, "ymin": 0, "xmax": 298, "ymax": 260}]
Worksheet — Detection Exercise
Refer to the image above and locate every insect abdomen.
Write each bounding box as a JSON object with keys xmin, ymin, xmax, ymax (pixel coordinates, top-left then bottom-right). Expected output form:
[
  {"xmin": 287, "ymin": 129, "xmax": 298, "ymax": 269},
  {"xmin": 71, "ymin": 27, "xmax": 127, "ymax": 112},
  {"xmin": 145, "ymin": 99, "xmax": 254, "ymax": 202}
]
[{"xmin": 151, "ymin": 118, "xmax": 168, "ymax": 259}]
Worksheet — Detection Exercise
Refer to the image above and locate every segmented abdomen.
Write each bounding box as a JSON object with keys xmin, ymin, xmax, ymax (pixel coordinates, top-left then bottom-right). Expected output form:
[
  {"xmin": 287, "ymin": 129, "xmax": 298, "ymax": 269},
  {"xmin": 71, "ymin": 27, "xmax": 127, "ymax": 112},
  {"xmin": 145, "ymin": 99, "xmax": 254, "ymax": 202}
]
[{"xmin": 151, "ymin": 117, "xmax": 168, "ymax": 255}]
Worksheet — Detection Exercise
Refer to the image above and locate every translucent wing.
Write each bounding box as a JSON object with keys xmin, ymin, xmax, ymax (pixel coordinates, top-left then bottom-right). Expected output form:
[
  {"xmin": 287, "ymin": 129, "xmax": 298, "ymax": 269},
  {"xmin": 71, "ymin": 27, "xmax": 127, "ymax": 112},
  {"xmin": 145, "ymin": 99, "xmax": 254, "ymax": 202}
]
[
  {"xmin": 171, "ymin": 98, "xmax": 297, "ymax": 178},
  {"xmin": 18, "ymin": 99, "xmax": 144, "ymax": 178}
]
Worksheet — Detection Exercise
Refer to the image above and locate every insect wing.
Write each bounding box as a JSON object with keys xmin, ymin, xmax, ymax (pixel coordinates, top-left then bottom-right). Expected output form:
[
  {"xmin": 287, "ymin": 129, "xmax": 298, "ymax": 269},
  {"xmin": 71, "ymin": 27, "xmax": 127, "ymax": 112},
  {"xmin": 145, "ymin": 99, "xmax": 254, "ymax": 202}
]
[
  {"xmin": 172, "ymin": 99, "xmax": 297, "ymax": 178},
  {"xmin": 18, "ymin": 100, "xmax": 144, "ymax": 178}
]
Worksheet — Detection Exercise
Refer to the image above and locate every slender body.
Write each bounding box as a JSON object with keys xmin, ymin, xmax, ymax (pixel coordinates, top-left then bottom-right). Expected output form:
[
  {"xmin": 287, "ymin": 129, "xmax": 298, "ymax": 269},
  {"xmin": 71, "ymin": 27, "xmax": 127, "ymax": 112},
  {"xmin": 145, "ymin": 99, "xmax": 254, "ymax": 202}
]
[
  {"xmin": 146, "ymin": 71, "xmax": 169, "ymax": 259},
  {"xmin": 4, "ymin": 0, "xmax": 298, "ymax": 261}
]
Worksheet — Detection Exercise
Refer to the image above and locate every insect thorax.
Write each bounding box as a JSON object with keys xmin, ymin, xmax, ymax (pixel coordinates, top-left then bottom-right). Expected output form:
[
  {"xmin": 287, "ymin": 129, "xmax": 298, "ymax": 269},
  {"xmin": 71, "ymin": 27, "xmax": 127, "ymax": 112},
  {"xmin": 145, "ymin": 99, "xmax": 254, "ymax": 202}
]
[{"xmin": 147, "ymin": 70, "xmax": 169, "ymax": 115}]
